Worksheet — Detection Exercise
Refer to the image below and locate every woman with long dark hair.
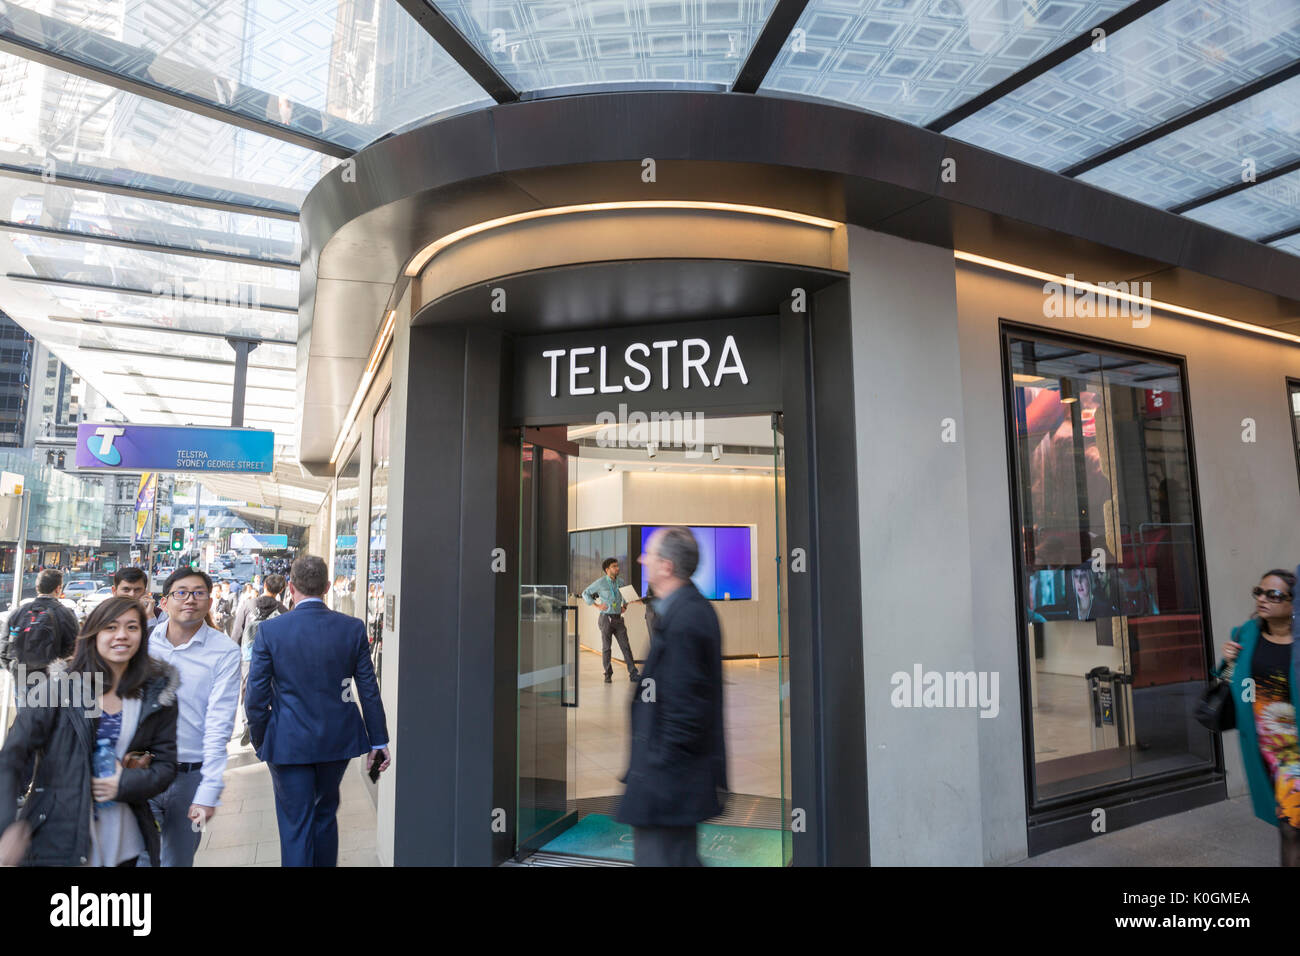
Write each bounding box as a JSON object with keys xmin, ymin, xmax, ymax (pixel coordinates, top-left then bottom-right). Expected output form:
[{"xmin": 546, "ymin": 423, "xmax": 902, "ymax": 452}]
[
  {"xmin": 1220, "ymin": 568, "xmax": 1300, "ymax": 866},
  {"xmin": 0, "ymin": 596, "xmax": 178, "ymax": 866}
]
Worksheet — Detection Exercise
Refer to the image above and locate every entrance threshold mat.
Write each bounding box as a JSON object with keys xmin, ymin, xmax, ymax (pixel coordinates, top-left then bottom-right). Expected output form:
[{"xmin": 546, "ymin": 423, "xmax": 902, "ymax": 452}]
[{"xmin": 538, "ymin": 813, "xmax": 783, "ymax": 867}]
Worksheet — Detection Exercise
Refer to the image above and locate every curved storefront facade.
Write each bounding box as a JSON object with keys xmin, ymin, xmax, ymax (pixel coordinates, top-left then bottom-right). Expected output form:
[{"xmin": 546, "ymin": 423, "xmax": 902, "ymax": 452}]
[{"xmin": 299, "ymin": 92, "xmax": 1300, "ymax": 866}]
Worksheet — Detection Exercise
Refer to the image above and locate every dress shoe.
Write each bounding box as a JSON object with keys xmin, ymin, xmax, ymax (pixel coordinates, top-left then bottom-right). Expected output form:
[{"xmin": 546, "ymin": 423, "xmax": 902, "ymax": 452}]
[
  {"xmin": 604, "ymin": 673, "xmax": 612, "ymax": 683},
  {"xmin": 629, "ymin": 671, "xmax": 641, "ymax": 683}
]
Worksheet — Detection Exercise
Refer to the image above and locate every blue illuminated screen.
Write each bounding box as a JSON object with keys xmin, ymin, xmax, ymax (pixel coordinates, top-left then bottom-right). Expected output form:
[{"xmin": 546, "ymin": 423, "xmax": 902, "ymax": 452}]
[{"xmin": 639, "ymin": 526, "xmax": 751, "ymax": 600}]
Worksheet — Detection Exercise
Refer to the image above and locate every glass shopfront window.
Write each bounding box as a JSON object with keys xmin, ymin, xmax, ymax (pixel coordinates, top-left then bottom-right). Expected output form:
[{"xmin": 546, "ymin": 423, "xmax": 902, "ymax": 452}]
[
  {"xmin": 1004, "ymin": 330, "xmax": 1213, "ymax": 806},
  {"xmin": 367, "ymin": 394, "xmax": 390, "ymax": 684},
  {"xmin": 334, "ymin": 445, "xmax": 361, "ymax": 617}
]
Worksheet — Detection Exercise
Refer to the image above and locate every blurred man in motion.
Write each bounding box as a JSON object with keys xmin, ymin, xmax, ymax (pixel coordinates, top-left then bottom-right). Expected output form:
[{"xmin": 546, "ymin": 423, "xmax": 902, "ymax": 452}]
[{"xmin": 617, "ymin": 526, "xmax": 726, "ymax": 866}]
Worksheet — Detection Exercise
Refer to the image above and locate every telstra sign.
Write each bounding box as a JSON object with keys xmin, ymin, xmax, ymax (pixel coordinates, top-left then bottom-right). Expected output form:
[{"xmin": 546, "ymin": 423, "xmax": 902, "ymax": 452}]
[{"xmin": 76, "ymin": 424, "xmax": 274, "ymax": 474}]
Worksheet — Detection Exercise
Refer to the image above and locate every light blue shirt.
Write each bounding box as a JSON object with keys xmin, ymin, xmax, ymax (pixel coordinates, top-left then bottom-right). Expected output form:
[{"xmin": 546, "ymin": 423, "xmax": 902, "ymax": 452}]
[
  {"xmin": 583, "ymin": 574, "xmax": 628, "ymax": 615},
  {"xmin": 149, "ymin": 620, "xmax": 241, "ymax": 807}
]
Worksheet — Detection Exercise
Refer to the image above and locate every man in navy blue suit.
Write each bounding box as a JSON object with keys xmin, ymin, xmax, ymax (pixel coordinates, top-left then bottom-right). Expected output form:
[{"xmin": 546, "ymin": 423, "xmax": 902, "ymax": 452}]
[{"xmin": 245, "ymin": 554, "xmax": 390, "ymax": 867}]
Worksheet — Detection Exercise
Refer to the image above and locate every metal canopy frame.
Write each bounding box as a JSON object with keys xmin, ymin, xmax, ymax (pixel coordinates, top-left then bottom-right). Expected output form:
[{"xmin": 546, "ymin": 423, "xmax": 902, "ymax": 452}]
[
  {"xmin": 4, "ymin": 274, "xmax": 298, "ymax": 315},
  {"xmin": 0, "ymin": 27, "xmax": 352, "ymax": 160},
  {"xmin": 731, "ymin": 0, "xmax": 811, "ymax": 94},
  {"xmin": 0, "ymin": 164, "xmax": 300, "ymax": 222},
  {"xmin": 393, "ymin": 0, "xmax": 519, "ymax": 104},
  {"xmin": 0, "ymin": 221, "xmax": 299, "ymax": 271}
]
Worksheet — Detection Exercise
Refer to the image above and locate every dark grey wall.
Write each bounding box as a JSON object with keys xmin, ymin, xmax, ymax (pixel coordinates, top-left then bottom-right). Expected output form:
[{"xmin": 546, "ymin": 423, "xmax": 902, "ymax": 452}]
[
  {"xmin": 392, "ymin": 324, "xmax": 518, "ymax": 866},
  {"xmin": 780, "ymin": 279, "xmax": 870, "ymax": 866}
]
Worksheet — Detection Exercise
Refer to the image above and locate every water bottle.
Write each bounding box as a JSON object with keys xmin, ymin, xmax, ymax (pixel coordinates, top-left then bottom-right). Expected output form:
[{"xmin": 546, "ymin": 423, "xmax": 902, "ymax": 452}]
[{"xmin": 92, "ymin": 739, "xmax": 116, "ymax": 808}]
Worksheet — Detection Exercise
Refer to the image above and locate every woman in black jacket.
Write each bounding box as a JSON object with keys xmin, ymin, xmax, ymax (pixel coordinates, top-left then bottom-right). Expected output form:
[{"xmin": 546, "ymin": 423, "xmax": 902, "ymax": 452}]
[{"xmin": 0, "ymin": 596, "xmax": 179, "ymax": 866}]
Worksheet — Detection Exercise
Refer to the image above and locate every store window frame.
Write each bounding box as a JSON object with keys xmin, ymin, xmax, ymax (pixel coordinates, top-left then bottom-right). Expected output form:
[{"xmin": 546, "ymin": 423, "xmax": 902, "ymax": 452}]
[
  {"xmin": 1287, "ymin": 378, "xmax": 1300, "ymax": 501},
  {"xmin": 366, "ymin": 388, "xmax": 391, "ymax": 687},
  {"xmin": 998, "ymin": 321, "xmax": 1222, "ymax": 822},
  {"xmin": 334, "ymin": 438, "xmax": 363, "ymax": 619}
]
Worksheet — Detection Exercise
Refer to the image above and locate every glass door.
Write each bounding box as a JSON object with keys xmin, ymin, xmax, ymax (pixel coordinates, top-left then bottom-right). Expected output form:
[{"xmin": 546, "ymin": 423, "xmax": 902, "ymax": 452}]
[
  {"xmin": 773, "ymin": 414, "xmax": 792, "ymax": 865},
  {"xmin": 516, "ymin": 438, "xmax": 578, "ymax": 855}
]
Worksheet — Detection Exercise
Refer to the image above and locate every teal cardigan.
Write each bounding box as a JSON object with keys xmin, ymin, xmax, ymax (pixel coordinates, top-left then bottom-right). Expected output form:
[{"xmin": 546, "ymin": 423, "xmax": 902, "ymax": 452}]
[{"xmin": 1222, "ymin": 617, "xmax": 1300, "ymax": 825}]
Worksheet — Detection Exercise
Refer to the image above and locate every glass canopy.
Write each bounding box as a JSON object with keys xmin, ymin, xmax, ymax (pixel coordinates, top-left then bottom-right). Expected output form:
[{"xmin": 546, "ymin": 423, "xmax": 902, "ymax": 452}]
[
  {"xmin": 760, "ymin": 0, "xmax": 1128, "ymax": 126},
  {"xmin": 1078, "ymin": 74, "xmax": 1300, "ymax": 211},
  {"xmin": 0, "ymin": 0, "xmax": 1293, "ymax": 509},
  {"xmin": 432, "ymin": 0, "xmax": 779, "ymax": 91},
  {"xmin": 945, "ymin": 0, "xmax": 1300, "ymax": 172},
  {"xmin": 0, "ymin": 0, "xmax": 492, "ymax": 151}
]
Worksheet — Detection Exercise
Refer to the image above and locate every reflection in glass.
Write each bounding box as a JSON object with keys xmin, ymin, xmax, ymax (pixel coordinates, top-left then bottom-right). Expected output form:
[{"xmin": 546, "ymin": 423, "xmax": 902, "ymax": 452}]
[
  {"xmin": 334, "ymin": 446, "xmax": 361, "ymax": 618},
  {"xmin": 367, "ymin": 394, "xmax": 390, "ymax": 687},
  {"xmin": 1008, "ymin": 334, "xmax": 1212, "ymax": 804}
]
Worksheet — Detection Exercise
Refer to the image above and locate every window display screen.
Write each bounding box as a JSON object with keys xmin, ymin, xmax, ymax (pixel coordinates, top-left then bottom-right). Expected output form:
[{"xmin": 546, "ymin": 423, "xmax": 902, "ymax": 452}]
[{"xmin": 638, "ymin": 525, "xmax": 752, "ymax": 600}]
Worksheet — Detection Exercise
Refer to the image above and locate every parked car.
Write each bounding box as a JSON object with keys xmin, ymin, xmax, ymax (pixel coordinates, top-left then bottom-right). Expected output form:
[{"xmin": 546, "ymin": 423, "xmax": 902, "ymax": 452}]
[
  {"xmin": 77, "ymin": 585, "xmax": 115, "ymax": 621},
  {"xmin": 61, "ymin": 580, "xmax": 102, "ymax": 601}
]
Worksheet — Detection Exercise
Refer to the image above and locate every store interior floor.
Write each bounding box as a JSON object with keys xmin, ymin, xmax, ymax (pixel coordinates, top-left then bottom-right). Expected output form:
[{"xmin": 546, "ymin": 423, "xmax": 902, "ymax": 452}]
[{"xmin": 573, "ymin": 645, "xmax": 784, "ymax": 800}]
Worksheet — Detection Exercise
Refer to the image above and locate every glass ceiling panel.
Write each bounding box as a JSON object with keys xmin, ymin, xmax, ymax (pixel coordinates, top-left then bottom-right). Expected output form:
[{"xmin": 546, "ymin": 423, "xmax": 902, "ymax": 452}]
[
  {"xmin": 41, "ymin": 286, "xmax": 295, "ymax": 342},
  {"xmin": 1271, "ymin": 234, "xmax": 1300, "ymax": 256},
  {"xmin": 21, "ymin": 319, "xmax": 297, "ymax": 369},
  {"xmin": 1183, "ymin": 168, "xmax": 1300, "ymax": 239},
  {"xmin": 430, "ymin": 0, "xmax": 778, "ymax": 91},
  {"xmin": 1, "ymin": 0, "xmax": 490, "ymax": 152},
  {"xmin": 946, "ymin": 0, "xmax": 1300, "ymax": 172},
  {"xmin": 0, "ymin": 51, "xmax": 333, "ymax": 210},
  {"xmin": 0, "ymin": 175, "xmax": 300, "ymax": 264},
  {"xmin": 759, "ymin": 0, "xmax": 1127, "ymax": 126},
  {"xmin": 1078, "ymin": 74, "xmax": 1300, "ymax": 210},
  {"xmin": 4, "ymin": 232, "xmax": 297, "ymax": 310}
]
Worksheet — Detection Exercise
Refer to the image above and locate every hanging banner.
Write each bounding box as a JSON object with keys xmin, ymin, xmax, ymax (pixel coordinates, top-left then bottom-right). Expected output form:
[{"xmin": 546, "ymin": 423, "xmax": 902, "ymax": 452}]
[
  {"xmin": 77, "ymin": 423, "xmax": 274, "ymax": 473},
  {"xmin": 134, "ymin": 472, "xmax": 156, "ymax": 543}
]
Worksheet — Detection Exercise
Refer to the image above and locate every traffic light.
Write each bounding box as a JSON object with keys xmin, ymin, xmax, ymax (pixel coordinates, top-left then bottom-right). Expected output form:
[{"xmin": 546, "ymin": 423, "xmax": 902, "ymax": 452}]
[{"xmin": 170, "ymin": 527, "xmax": 184, "ymax": 551}]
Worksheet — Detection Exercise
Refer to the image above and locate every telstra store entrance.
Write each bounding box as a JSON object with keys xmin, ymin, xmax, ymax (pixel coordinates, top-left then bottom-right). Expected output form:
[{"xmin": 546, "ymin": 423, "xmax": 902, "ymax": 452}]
[{"xmin": 515, "ymin": 412, "xmax": 791, "ymax": 866}]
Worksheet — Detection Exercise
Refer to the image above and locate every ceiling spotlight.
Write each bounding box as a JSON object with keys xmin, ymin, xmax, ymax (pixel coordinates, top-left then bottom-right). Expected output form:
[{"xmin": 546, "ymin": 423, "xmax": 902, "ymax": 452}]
[
  {"xmin": 646, "ymin": 442, "xmax": 656, "ymax": 459},
  {"xmin": 711, "ymin": 444, "xmax": 722, "ymax": 461},
  {"xmin": 648, "ymin": 466, "xmax": 656, "ymax": 472},
  {"xmin": 604, "ymin": 462, "xmax": 614, "ymax": 472}
]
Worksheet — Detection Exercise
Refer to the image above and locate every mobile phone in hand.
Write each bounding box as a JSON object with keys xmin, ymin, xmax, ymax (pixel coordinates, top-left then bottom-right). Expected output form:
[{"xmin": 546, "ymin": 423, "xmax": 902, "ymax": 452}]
[{"xmin": 369, "ymin": 755, "xmax": 383, "ymax": 783}]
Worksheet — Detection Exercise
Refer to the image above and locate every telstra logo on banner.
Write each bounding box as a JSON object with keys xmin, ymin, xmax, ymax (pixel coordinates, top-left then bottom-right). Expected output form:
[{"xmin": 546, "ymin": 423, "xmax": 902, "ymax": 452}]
[
  {"xmin": 86, "ymin": 426, "xmax": 125, "ymax": 465},
  {"xmin": 76, "ymin": 423, "xmax": 275, "ymax": 474}
]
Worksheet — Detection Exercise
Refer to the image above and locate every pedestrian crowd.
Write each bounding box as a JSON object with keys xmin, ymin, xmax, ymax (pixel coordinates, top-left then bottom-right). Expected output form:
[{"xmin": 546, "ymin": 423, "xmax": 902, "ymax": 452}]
[{"xmin": 0, "ymin": 556, "xmax": 389, "ymax": 868}]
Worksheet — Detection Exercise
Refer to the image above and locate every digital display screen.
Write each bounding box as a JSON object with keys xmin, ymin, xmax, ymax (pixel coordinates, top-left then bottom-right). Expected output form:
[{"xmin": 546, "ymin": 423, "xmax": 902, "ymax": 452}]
[
  {"xmin": 639, "ymin": 525, "xmax": 752, "ymax": 600},
  {"xmin": 1028, "ymin": 566, "xmax": 1159, "ymax": 622}
]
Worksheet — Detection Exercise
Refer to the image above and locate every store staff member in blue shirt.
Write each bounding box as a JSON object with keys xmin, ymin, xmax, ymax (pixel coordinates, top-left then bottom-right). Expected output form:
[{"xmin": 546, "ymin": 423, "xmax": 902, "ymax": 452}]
[{"xmin": 583, "ymin": 558, "xmax": 642, "ymax": 684}]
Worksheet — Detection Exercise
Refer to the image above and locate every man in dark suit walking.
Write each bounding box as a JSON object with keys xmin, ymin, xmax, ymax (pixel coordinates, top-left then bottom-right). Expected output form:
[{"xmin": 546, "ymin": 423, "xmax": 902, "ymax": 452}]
[
  {"xmin": 617, "ymin": 526, "xmax": 727, "ymax": 866},
  {"xmin": 245, "ymin": 555, "xmax": 390, "ymax": 867}
]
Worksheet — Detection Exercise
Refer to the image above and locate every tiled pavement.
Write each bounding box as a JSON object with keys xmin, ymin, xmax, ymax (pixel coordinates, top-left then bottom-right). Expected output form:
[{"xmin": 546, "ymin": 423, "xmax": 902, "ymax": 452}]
[{"xmin": 194, "ymin": 739, "xmax": 379, "ymax": 867}]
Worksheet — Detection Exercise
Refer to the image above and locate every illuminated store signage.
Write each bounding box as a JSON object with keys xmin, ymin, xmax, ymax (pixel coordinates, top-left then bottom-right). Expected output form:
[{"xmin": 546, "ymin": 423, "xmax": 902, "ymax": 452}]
[
  {"xmin": 517, "ymin": 316, "xmax": 779, "ymax": 423},
  {"xmin": 542, "ymin": 336, "xmax": 749, "ymax": 397}
]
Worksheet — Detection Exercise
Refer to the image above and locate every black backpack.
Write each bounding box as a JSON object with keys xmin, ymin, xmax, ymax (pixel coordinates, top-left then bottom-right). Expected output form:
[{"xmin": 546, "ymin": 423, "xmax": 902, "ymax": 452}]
[{"xmin": 6, "ymin": 600, "xmax": 60, "ymax": 668}]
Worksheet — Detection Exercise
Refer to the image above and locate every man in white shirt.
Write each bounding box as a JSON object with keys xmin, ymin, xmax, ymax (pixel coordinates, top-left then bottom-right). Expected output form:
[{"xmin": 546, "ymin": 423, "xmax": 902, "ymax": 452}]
[{"xmin": 145, "ymin": 568, "xmax": 241, "ymax": 866}]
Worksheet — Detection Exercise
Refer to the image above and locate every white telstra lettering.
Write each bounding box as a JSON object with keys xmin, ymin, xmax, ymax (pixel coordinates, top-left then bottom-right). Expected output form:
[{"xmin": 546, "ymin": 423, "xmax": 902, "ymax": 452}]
[
  {"xmin": 570, "ymin": 346, "xmax": 595, "ymax": 396},
  {"xmin": 681, "ymin": 338, "xmax": 711, "ymax": 388},
  {"xmin": 624, "ymin": 343, "xmax": 651, "ymax": 392},
  {"xmin": 542, "ymin": 349, "xmax": 566, "ymax": 398},
  {"xmin": 713, "ymin": 334, "xmax": 748, "ymax": 386},
  {"xmin": 651, "ymin": 340, "xmax": 677, "ymax": 390},
  {"xmin": 598, "ymin": 345, "xmax": 623, "ymax": 394}
]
